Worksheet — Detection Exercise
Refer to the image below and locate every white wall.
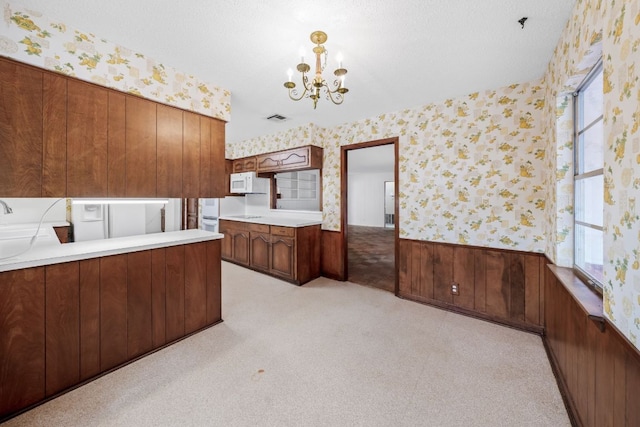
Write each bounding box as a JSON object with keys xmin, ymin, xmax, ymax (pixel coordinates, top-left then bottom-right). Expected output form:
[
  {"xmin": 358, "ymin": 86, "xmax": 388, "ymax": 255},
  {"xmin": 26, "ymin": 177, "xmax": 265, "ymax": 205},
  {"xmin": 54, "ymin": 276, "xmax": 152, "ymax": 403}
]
[
  {"xmin": 0, "ymin": 198, "xmax": 67, "ymax": 225},
  {"xmin": 347, "ymin": 172, "xmax": 394, "ymax": 227}
]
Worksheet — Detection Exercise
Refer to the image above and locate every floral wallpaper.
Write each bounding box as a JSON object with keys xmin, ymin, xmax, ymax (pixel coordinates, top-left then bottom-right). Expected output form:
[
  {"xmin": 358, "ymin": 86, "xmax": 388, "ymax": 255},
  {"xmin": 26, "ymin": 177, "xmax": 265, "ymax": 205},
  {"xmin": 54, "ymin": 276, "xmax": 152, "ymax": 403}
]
[
  {"xmin": 0, "ymin": 0, "xmax": 230, "ymax": 121},
  {"xmin": 225, "ymin": 122, "xmax": 323, "ymax": 159},
  {"xmin": 228, "ymin": 80, "xmax": 547, "ymax": 252},
  {"xmin": 544, "ymin": 0, "xmax": 640, "ymax": 350}
]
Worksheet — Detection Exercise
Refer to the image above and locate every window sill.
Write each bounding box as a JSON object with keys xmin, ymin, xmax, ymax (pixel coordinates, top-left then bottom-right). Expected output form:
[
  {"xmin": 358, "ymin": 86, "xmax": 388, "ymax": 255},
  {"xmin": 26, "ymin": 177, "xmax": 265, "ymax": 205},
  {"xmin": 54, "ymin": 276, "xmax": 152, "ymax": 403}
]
[{"xmin": 547, "ymin": 264, "xmax": 605, "ymax": 331}]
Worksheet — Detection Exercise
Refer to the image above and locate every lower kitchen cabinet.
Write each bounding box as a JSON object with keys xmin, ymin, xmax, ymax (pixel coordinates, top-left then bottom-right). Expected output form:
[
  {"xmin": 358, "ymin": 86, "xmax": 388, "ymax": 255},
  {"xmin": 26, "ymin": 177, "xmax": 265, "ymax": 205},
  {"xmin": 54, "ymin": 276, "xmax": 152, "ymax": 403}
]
[
  {"xmin": 0, "ymin": 239, "xmax": 222, "ymax": 421},
  {"xmin": 220, "ymin": 220, "xmax": 320, "ymax": 285}
]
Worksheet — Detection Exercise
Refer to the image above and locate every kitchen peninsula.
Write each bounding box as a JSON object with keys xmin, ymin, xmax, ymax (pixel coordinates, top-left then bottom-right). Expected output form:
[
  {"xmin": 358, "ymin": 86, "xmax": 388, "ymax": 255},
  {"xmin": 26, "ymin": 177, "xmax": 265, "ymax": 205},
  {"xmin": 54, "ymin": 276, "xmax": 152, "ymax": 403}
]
[
  {"xmin": 0, "ymin": 229, "xmax": 223, "ymax": 419},
  {"xmin": 219, "ymin": 215, "xmax": 321, "ymax": 285}
]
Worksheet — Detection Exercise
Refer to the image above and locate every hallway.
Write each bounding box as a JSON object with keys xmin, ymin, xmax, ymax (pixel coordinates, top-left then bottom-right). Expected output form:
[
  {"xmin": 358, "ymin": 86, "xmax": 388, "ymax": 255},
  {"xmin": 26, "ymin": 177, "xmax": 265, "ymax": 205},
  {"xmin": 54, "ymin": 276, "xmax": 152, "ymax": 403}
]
[{"xmin": 347, "ymin": 225, "xmax": 395, "ymax": 292}]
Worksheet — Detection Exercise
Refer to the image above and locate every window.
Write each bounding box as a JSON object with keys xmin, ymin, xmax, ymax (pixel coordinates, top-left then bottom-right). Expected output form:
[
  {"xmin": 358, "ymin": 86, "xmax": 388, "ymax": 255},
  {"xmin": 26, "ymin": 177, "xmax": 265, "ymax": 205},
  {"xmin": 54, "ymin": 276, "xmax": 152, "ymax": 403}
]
[{"xmin": 574, "ymin": 61, "xmax": 603, "ymax": 288}]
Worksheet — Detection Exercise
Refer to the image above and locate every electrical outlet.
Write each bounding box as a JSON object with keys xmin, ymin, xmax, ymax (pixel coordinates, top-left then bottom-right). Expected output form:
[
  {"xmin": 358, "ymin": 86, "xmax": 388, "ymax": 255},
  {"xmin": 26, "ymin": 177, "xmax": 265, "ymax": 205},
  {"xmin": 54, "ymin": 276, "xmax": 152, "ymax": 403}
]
[{"xmin": 451, "ymin": 282, "xmax": 459, "ymax": 295}]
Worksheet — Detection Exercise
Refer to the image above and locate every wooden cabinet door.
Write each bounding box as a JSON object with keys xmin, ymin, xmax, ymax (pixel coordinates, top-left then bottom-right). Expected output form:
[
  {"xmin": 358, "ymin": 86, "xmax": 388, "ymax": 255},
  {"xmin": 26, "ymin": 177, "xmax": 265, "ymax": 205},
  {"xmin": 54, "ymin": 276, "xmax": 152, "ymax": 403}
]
[
  {"xmin": 232, "ymin": 229, "xmax": 250, "ymax": 265},
  {"xmin": 127, "ymin": 251, "xmax": 153, "ymax": 359},
  {"xmin": 250, "ymin": 232, "xmax": 271, "ymax": 271},
  {"xmin": 107, "ymin": 91, "xmax": 126, "ymax": 196},
  {"xmin": 185, "ymin": 243, "xmax": 208, "ymax": 334},
  {"xmin": 221, "ymin": 228, "xmax": 234, "ymax": 260},
  {"xmin": 270, "ymin": 236, "xmax": 295, "ymax": 280},
  {"xmin": 79, "ymin": 259, "xmax": 100, "ymax": 381},
  {"xmin": 0, "ymin": 58, "xmax": 43, "ymax": 197},
  {"xmin": 0, "ymin": 267, "xmax": 45, "ymax": 418},
  {"xmin": 126, "ymin": 96, "xmax": 157, "ymax": 197},
  {"xmin": 256, "ymin": 152, "xmax": 282, "ymax": 172},
  {"xmin": 206, "ymin": 240, "xmax": 222, "ymax": 325},
  {"xmin": 183, "ymin": 111, "xmax": 201, "ymax": 198},
  {"xmin": 42, "ymin": 72, "xmax": 67, "ymax": 197},
  {"xmin": 45, "ymin": 263, "xmax": 80, "ymax": 397},
  {"xmin": 67, "ymin": 80, "xmax": 109, "ymax": 197},
  {"xmin": 199, "ymin": 116, "xmax": 212, "ymax": 197},
  {"xmin": 210, "ymin": 119, "xmax": 226, "ymax": 197},
  {"xmin": 165, "ymin": 245, "xmax": 185, "ymax": 342},
  {"xmin": 233, "ymin": 157, "xmax": 256, "ymax": 173},
  {"xmin": 100, "ymin": 255, "xmax": 128, "ymax": 371},
  {"xmin": 156, "ymin": 104, "xmax": 183, "ymax": 197},
  {"xmin": 151, "ymin": 249, "xmax": 167, "ymax": 348}
]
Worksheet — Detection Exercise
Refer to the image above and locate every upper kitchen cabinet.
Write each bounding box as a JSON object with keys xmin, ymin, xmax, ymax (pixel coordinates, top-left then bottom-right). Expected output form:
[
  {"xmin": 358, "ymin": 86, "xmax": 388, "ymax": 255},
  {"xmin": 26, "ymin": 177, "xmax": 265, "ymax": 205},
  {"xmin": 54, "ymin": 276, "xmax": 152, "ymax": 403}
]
[
  {"xmin": 125, "ymin": 96, "xmax": 157, "ymax": 197},
  {"xmin": 156, "ymin": 105, "xmax": 183, "ymax": 198},
  {"xmin": 0, "ymin": 57, "xmax": 226, "ymax": 198},
  {"xmin": 233, "ymin": 157, "xmax": 257, "ymax": 173},
  {"xmin": 0, "ymin": 58, "xmax": 43, "ymax": 197},
  {"xmin": 42, "ymin": 73, "xmax": 68, "ymax": 197},
  {"xmin": 209, "ymin": 118, "xmax": 226, "ymax": 198},
  {"xmin": 182, "ymin": 112, "xmax": 201, "ymax": 198},
  {"xmin": 67, "ymin": 80, "xmax": 109, "ymax": 197},
  {"xmin": 256, "ymin": 145, "xmax": 322, "ymax": 174}
]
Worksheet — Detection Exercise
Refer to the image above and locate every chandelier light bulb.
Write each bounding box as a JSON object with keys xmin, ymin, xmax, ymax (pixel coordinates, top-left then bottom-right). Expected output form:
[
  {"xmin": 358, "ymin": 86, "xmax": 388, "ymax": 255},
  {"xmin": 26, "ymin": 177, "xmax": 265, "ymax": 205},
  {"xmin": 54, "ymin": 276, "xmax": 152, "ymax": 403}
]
[
  {"xmin": 287, "ymin": 68, "xmax": 293, "ymax": 82},
  {"xmin": 336, "ymin": 52, "xmax": 343, "ymax": 68},
  {"xmin": 299, "ymin": 47, "xmax": 306, "ymax": 63}
]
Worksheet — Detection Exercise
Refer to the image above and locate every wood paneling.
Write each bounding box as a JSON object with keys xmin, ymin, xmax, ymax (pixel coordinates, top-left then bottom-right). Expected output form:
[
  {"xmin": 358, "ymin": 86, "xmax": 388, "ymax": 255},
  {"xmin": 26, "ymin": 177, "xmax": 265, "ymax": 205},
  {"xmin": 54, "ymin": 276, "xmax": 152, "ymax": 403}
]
[
  {"xmin": 433, "ymin": 244, "xmax": 453, "ymax": 304},
  {"xmin": 151, "ymin": 249, "xmax": 167, "ymax": 348},
  {"xmin": 79, "ymin": 259, "xmax": 100, "ymax": 380},
  {"xmin": 125, "ymin": 96, "xmax": 157, "ymax": 197},
  {"xmin": 210, "ymin": 119, "xmax": 226, "ymax": 197},
  {"xmin": 485, "ymin": 250, "xmax": 509, "ymax": 319},
  {"xmin": 127, "ymin": 251, "xmax": 153, "ymax": 358},
  {"xmin": 206, "ymin": 240, "xmax": 222, "ymax": 324},
  {"xmin": 199, "ymin": 117, "xmax": 212, "ymax": 197},
  {"xmin": 100, "ymin": 255, "xmax": 128, "ymax": 371},
  {"xmin": 295, "ymin": 225, "xmax": 321, "ymax": 285},
  {"xmin": 42, "ymin": 73, "xmax": 67, "ymax": 197},
  {"xmin": 0, "ymin": 58, "xmax": 43, "ymax": 197},
  {"xmin": 397, "ymin": 239, "xmax": 546, "ymax": 332},
  {"xmin": 185, "ymin": 243, "xmax": 207, "ymax": 334},
  {"xmin": 165, "ymin": 246, "xmax": 185, "ymax": 342},
  {"xmin": 544, "ymin": 266, "xmax": 640, "ymax": 427},
  {"xmin": 107, "ymin": 91, "xmax": 126, "ymax": 197},
  {"xmin": 45, "ymin": 263, "xmax": 80, "ymax": 397},
  {"xmin": 156, "ymin": 105, "xmax": 183, "ymax": 197},
  {"xmin": 67, "ymin": 80, "xmax": 109, "ymax": 197},
  {"xmin": 0, "ymin": 268, "xmax": 45, "ymax": 418},
  {"xmin": 182, "ymin": 111, "xmax": 200, "ymax": 198},
  {"xmin": 321, "ymin": 230, "xmax": 345, "ymax": 281}
]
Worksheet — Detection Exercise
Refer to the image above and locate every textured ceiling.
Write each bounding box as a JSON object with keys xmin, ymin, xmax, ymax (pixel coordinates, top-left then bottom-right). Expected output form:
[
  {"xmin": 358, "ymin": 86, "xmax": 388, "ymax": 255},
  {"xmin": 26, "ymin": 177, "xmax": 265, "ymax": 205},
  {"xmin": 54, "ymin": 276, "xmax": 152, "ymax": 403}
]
[{"xmin": 15, "ymin": 0, "xmax": 576, "ymax": 144}]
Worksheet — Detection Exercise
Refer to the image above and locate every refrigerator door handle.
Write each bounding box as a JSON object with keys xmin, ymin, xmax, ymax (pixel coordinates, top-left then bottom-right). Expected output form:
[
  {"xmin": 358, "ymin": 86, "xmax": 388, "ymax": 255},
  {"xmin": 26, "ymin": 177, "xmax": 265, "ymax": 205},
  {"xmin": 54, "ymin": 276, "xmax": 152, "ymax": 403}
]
[{"xmin": 104, "ymin": 204, "xmax": 110, "ymax": 239}]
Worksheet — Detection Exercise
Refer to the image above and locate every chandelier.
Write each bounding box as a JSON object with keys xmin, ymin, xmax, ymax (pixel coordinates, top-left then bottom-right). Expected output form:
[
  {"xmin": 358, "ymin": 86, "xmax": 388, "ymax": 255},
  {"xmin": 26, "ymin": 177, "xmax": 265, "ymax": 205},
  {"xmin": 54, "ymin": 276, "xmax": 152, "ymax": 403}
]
[{"xmin": 283, "ymin": 31, "xmax": 348, "ymax": 109}]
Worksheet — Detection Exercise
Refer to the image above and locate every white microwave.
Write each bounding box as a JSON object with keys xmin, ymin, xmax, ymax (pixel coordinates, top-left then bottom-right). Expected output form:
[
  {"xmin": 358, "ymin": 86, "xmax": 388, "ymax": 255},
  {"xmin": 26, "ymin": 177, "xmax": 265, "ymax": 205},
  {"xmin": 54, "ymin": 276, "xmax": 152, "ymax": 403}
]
[{"xmin": 229, "ymin": 172, "xmax": 269, "ymax": 194}]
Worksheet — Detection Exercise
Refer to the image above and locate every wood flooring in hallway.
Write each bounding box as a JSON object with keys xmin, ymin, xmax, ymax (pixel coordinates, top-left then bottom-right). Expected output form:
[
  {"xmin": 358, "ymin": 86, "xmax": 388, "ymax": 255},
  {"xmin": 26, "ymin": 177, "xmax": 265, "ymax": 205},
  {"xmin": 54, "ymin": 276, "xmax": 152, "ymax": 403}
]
[{"xmin": 347, "ymin": 225, "xmax": 395, "ymax": 292}]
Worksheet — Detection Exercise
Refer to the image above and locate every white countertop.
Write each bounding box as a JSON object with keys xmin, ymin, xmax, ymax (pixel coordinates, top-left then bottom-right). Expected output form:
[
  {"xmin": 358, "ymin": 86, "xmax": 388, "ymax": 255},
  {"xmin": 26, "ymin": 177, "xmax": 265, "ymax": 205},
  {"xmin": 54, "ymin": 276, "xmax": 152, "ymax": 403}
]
[
  {"xmin": 0, "ymin": 229, "xmax": 223, "ymax": 273},
  {"xmin": 219, "ymin": 215, "xmax": 322, "ymax": 227}
]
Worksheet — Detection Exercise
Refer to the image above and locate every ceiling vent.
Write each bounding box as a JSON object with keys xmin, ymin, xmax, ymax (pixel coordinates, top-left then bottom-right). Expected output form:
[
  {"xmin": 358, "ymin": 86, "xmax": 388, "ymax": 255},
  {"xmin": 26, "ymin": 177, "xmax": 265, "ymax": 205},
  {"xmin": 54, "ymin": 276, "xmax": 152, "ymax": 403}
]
[{"xmin": 266, "ymin": 114, "xmax": 289, "ymax": 122}]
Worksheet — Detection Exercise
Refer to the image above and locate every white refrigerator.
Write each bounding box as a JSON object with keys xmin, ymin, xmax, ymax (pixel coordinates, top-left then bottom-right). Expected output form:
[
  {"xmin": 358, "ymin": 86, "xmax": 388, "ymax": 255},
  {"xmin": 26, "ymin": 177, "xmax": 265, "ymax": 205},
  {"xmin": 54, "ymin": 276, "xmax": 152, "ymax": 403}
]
[{"xmin": 72, "ymin": 203, "xmax": 147, "ymax": 242}]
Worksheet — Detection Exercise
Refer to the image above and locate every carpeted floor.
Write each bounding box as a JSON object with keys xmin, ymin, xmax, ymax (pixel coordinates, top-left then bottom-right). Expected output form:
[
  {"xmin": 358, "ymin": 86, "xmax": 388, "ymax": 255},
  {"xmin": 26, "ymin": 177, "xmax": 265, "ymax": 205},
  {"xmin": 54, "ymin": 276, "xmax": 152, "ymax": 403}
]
[
  {"xmin": 348, "ymin": 225, "xmax": 395, "ymax": 292},
  {"xmin": 4, "ymin": 262, "xmax": 569, "ymax": 427}
]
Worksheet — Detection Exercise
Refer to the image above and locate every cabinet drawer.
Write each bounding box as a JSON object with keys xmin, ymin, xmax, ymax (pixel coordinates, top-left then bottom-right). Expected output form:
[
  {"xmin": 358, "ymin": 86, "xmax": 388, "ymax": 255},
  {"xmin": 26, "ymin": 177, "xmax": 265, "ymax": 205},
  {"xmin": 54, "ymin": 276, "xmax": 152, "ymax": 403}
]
[
  {"xmin": 270, "ymin": 226, "xmax": 295, "ymax": 237},
  {"xmin": 246, "ymin": 223, "xmax": 270, "ymax": 233}
]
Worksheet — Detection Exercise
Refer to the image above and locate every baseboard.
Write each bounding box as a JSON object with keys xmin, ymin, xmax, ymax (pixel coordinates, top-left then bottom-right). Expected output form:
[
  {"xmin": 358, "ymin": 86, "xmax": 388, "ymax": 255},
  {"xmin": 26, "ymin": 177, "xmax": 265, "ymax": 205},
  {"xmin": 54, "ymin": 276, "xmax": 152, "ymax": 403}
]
[{"xmin": 397, "ymin": 291, "xmax": 544, "ymax": 335}]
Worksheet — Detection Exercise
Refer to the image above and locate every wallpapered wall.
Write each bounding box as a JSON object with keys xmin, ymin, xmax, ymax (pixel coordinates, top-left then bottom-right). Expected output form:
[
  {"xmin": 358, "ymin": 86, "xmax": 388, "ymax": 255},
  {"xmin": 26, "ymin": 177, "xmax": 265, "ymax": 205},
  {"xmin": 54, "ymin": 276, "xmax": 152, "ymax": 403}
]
[
  {"xmin": 543, "ymin": 0, "xmax": 640, "ymax": 350},
  {"xmin": 228, "ymin": 80, "xmax": 547, "ymax": 252},
  {"xmin": 0, "ymin": 0, "xmax": 230, "ymax": 121}
]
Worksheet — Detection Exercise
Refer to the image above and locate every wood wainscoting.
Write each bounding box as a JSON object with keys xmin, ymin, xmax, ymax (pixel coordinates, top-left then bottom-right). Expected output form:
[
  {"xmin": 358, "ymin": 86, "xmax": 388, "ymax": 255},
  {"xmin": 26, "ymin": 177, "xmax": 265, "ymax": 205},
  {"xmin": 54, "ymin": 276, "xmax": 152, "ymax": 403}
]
[
  {"xmin": 320, "ymin": 230, "xmax": 345, "ymax": 281},
  {"xmin": 397, "ymin": 238, "xmax": 546, "ymax": 333},
  {"xmin": 544, "ymin": 266, "xmax": 640, "ymax": 427}
]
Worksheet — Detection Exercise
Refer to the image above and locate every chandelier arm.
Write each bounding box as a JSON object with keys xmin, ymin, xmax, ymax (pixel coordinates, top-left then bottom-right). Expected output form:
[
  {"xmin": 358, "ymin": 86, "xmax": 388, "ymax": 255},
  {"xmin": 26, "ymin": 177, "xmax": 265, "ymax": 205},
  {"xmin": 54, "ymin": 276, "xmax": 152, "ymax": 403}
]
[{"xmin": 325, "ymin": 87, "xmax": 344, "ymax": 105}]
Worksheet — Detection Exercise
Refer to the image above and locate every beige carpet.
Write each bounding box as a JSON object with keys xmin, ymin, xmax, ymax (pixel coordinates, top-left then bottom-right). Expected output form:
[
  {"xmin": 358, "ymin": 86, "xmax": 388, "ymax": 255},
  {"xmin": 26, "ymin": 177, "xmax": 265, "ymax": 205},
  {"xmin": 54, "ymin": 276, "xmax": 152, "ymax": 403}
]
[{"xmin": 5, "ymin": 262, "xmax": 569, "ymax": 427}]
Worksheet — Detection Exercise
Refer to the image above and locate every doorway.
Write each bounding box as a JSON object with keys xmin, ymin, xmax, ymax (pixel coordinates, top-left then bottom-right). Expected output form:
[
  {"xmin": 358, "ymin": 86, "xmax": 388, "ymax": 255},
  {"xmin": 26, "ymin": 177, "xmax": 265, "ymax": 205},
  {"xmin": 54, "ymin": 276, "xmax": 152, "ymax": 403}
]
[{"xmin": 341, "ymin": 138, "xmax": 398, "ymax": 293}]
